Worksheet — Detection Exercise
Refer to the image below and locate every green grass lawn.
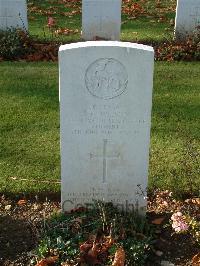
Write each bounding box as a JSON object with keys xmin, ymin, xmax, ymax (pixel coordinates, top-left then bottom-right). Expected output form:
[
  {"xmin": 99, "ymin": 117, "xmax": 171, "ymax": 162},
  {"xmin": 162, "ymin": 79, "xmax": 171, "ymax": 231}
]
[
  {"xmin": 0, "ymin": 62, "xmax": 199, "ymax": 197},
  {"xmin": 28, "ymin": 0, "xmax": 81, "ymax": 42},
  {"xmin": 0, "ymin": 62, "xmax": 60, "ymax": 195},
  {"xmin": 27, "ymin": 0, "xmax": 176, "ymax": 42}
]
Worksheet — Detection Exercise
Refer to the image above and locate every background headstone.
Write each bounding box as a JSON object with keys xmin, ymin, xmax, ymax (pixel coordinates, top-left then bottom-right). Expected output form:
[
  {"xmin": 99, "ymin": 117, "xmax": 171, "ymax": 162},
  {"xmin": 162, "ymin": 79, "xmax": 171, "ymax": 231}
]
[
  {"xmin": 59, "ymin": 41, "xmax": 154, "ymax": 214},
  {"xmin": 82, "ymin": 0, "xmax": 121, "ymax": 40},
  {"xmin": 175, "ymin": 0, "xmax": 200, "ymax": 39},
  {"xmin": 0, "ymin": 0, "xmax": 28, "ymax": 31}
]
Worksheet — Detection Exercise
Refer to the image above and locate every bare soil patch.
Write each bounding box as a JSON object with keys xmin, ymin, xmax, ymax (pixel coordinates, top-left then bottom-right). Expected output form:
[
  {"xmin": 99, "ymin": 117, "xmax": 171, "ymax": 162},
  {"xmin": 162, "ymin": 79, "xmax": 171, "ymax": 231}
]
[{"xmin": 0, "ymin": 192, "xmax": 199, "ymax": 265}]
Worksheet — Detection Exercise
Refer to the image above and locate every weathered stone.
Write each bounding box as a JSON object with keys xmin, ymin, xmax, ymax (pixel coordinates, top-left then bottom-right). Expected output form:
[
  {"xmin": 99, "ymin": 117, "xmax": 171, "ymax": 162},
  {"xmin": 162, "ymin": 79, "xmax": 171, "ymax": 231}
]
[
  {"xmin": 175, "ymin": 0, "xmax": 200, "ymax": 39},
  {"xmin": 59, "ymin": 41, "xmax": 154, "ymax": 214},
  {"xmin": 82, "ymin": 0, "xmax": 121, "ymax": 40},
  {"xmin": 0, "ymin": 0, "xmax": 28, "ymax": 31}
]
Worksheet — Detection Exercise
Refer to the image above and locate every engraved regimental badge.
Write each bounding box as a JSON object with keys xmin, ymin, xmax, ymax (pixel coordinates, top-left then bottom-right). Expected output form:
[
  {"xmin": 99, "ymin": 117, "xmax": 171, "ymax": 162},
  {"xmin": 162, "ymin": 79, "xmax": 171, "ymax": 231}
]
[{"xmin": 85, "ymin": 58, "xmax": 128, "ymax": 100}]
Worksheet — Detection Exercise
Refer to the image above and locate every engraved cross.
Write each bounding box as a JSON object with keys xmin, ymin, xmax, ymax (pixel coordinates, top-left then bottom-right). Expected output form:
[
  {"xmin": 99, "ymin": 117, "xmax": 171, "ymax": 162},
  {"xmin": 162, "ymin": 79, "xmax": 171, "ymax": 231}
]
[
  {"xmin": 90, "ymin": 139, "xmax": 120, "ymax": 183},
  {"xmin": 94, "ymin": 15, "xmax": 109, "ymax": 31}
]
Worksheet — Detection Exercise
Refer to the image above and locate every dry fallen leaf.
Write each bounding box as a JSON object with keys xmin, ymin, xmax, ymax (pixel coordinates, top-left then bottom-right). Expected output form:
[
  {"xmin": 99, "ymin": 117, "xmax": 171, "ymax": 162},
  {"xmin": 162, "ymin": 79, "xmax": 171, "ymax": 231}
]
[
  {"xmin": 5, "ymin": 205, "xmax": 12, "ymax": 211},
  {"xmin": 36, "ymin": 256, "xmax": 58, "ymax": 266},
  {"xmin": 151, "ymin": 217, "xmax": 165, "ymax": 225},
  {"xmin": 112, "ymin": 246, "xmax": 125, "ymax": 266},
  {"xmin": 60, "ymin": 263, "xmax": 72, "ymax": 266},
  {"xmin": 17, "ymin": 199, "xmax": 27, "ymax": 205},
  {"xmin": 80, "ymin": 242, "xmax": 92, "ymax": 252},
  {"xmin": 192, "ymin": 252, "xmax": 200, "ymax": 265},
  {"xmin": 36, "ymin": 260, "xmax": 47, "ymax": 266},
  {"xmin": 88, "ymin": 243, "xmax": 98, "ymax": 258},
  {"xmin": 192, "ymin": 198, "xmax": 200, "ymax": 205}
]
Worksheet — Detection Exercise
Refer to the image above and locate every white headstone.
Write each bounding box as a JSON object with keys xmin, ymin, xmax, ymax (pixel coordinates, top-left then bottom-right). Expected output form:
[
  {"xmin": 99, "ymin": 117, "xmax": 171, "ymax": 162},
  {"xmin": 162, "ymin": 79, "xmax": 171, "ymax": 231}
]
[
  {"xmin": 82, "ymin": 0, "xmax": 121, "ymax": 41},
  {"xmin": 175, "ymin": 0, "xmax": 200, "ymax": 39},
  {"xmin": 59, "ymin": 41, "xmax": 154, "ymax": 214},
  {"xmin": 0, "ymin": 0, "xmax": 28, "ymax": 31}
]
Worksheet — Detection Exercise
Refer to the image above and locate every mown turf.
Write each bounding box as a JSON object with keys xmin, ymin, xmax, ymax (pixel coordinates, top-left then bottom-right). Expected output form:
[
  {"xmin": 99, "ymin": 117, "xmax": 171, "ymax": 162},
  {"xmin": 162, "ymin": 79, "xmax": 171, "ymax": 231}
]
[
  {"xmin": 0, "ymin": 62, "xmax": 60, "ymax": 195},
  {"xmin": 0, "ymin": 62, "xmax": 199, "ymax": 197},
  {"xmin": 150, "ymin": 62, "xmax": 200, "ymax": 197},
  {"xmin": 28, "ymin": 0, "xmax": 81, "ymax": 42}
]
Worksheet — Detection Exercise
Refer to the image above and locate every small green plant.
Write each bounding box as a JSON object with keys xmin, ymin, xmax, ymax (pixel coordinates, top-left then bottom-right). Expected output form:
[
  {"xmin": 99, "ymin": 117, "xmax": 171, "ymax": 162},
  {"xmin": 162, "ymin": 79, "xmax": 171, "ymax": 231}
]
[
  {"xmin": 34, "ymin": 202, "xmax": 155, "ymax": 265},
  {"xmin": 0, "ymin": 28, "xmax": 33, "ymax": 60}
]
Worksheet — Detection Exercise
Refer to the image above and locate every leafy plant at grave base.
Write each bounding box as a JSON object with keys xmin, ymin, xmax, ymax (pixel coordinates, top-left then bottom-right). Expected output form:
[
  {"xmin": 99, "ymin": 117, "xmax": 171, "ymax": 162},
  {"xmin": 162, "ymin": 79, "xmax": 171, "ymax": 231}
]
[
  {"xmin": 0, "ymin": 28, "xmax": 33, "ymax": 60},
  {"xmin": 171, "ymin": 211, "xmax": 200, "ymax": 247},
  {"xmin": 33, "ymin": 202, "xmax": 155, "ymax": 266}
]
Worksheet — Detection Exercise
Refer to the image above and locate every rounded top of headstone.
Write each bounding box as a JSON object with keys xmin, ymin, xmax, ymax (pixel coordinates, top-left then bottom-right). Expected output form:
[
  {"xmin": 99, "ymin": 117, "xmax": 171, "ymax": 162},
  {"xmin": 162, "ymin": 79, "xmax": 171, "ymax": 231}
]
[{"xmin": 59, "ymin": 41, "xmax": 154, "ymax": 53}]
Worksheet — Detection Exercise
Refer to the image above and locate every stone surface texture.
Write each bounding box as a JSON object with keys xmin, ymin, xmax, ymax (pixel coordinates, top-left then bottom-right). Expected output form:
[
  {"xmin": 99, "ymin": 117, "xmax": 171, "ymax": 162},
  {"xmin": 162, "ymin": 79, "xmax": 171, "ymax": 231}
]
[
  {"xmin": 175, "ymin": 0, "xmax": 200, "ymax": 39},
  {"xmin": 59, "ymin": 41, "xmax": 154, "ymax": 214},
  {"xmin": 0, "ymin": 0, "xmax": 28, "ymax": 30},
  {"xmin": 82, "ymin": 0, "xmax": 121, "ymax": 40}
]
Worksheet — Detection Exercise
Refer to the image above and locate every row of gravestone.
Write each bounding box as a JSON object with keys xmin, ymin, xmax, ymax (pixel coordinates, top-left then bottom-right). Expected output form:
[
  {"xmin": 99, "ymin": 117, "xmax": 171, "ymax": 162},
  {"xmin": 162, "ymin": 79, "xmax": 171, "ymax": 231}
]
[
  {"xmin": 1, "ymin": 1, "xmax": 198, "ymax": 215},
  {"xmin": 0, "ymin": 0, "xmax": 200, "ymax": 39}
]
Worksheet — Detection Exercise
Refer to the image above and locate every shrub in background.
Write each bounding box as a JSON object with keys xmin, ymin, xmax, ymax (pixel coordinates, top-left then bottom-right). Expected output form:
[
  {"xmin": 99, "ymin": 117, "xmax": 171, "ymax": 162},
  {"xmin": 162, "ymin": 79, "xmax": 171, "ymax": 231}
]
[
  {"xmin": 0, "ymin": 28, "xmax": 33, "ymax": 60},
  {"xmin": 155, "ymin": 30, "xmax": 200, "ymax": 61}
]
